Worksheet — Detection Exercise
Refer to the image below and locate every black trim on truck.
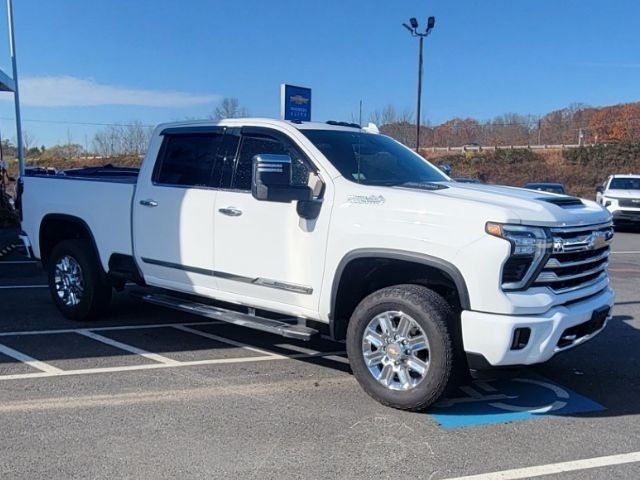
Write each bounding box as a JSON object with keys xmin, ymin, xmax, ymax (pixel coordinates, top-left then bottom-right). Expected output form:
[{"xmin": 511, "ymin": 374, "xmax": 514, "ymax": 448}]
[
  {"xmin": 331, "ymin": 248, "xmax": 471, "ymax": 314},
  {"xmin": 140, "ymin": 257, "xmax": 314, "ymax": 294}
]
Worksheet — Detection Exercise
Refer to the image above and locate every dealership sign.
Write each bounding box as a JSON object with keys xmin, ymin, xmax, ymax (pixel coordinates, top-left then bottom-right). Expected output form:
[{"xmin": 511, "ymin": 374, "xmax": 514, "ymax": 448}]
[{"xmin": 280, "ymin": 84, "xmax": 311, "ymax": 121}]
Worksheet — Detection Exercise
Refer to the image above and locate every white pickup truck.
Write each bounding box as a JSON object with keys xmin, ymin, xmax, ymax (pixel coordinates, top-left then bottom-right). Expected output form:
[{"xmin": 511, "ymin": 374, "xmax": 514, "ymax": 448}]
[{"xmin": 19, "ymin": 118, "xmax": 614, "ymax": 410}]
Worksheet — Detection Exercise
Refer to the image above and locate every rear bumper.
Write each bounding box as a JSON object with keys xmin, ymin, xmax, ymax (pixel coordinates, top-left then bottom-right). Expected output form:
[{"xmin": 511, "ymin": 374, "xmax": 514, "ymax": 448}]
[{"xmin": 461, "ymin": 287, "xmax": 614, "ymax": 367}]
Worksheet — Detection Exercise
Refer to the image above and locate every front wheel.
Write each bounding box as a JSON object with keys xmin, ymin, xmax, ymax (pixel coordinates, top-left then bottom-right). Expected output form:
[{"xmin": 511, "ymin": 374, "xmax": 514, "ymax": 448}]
[
  {"xmin": 346, "ymin": 284, "xmax": 454, "ymax": 411},
  {"xmin": 47, "ymin": 239, "xmax": 112, "ymax": 321}
]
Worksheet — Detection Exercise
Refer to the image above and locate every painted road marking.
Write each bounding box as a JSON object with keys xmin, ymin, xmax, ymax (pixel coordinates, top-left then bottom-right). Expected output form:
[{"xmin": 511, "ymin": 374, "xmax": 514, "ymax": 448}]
[
  {"xmin": 0, "ymin": 343, "xmax": 63, "ymax": 374},
  {"xmin": 443, "ymin": 451, "xmax": 640, "ymax": 480},
  {"xmin": 430, "ymin": 374, "xmax": 604, "ymax": 429},
  {"xmin": 0, "ymin": 320, "xmax": 225, "ymax": 337},
  {"xmin": 612, "ymin": 251, "xmax": 640, "ymax": 254},
  {"xmin": 0, "ymin": 284, "xmax": 48, "ymax": 289},
  {"xmin": 172, "ymin": 324, "xmax": 284, "ymax": 358},
  {"xmin": 0, "ymin": 350, "xmax": 347, "ymax": 381},
  {"xmin": 76, "ymin": 330, "xmax": 181, "ymax": 365}
]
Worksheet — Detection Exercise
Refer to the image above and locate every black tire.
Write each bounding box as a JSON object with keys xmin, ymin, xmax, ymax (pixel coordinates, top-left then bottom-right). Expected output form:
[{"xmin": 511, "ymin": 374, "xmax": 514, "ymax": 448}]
[
  {"xmin": 47, "ymin": 239, "xmax": 112, "ymax": 321},
  {"xmin": 346, "ymin": 284, "xmax": 454, "ymax": 411}
]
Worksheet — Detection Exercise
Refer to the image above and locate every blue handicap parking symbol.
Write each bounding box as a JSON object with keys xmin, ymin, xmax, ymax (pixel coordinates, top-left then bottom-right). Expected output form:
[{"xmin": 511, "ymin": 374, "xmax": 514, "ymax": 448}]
[{"xmin": 428, "ymin": 374, "xmax": 605, "ymax": 429}]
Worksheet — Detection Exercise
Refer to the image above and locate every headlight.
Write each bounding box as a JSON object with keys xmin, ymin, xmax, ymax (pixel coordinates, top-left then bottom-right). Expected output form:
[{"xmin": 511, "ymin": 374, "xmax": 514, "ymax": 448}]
[
  {"xmin": 486, "ymin": 223, "xmax": 551, "ymax": 290},
  {"xmin": 601, "ymin": 196, "xmax": 617, "ymax": 208}
]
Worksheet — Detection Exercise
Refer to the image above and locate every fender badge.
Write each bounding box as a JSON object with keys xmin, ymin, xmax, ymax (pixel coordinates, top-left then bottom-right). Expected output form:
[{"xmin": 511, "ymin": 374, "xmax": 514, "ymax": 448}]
[{"xmin": 347, "ymin": 195, "xmax": 386, "ymax": 205}]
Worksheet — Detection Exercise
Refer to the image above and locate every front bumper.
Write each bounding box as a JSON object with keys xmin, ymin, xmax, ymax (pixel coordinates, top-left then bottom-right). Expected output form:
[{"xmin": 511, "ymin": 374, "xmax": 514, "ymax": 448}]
[
  {"xmin": 461, "ymin": 287, "xmax": 614, "ymax": 367},
  {"xmin": 612, "ymin": 209, "xmax": 640, "ymax": 223}
]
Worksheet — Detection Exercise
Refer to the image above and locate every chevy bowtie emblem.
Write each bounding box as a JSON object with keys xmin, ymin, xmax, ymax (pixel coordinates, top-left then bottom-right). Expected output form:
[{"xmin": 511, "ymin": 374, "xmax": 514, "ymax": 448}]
[{"xmin": 290, "ymin": 95, "xmax": 309, "ymax": 105}]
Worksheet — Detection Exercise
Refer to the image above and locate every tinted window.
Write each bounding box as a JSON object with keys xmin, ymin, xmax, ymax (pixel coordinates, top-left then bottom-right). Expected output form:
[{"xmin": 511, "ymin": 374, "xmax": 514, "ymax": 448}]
[
  {"xmin": 232, "ymin": 134, "xmax": 310, "ymax": 191},
  {"xmin": 211, "ymin": 132, "xmax": 240, "ymax": 189},
  {"xmin": 301, "ymin": 129, "xmax": 447, "ymax": 186},
  {"xmin": 609, "ymin": 177, "xmax": 640, "ymax": 190},
  {"xmin": 155, "ymin": 134, "xmax": 222, "ymax": 187}
]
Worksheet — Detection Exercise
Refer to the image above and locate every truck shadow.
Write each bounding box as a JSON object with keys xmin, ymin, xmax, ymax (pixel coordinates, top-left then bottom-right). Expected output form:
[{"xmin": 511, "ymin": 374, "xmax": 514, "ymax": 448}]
[{"xmin": 0, "ymin": 283, "xmax": 637, "ymax": 420}]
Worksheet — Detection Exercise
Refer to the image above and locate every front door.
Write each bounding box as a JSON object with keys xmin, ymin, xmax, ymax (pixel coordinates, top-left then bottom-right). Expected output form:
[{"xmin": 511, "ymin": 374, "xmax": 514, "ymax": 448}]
[
  {"xmin": 213, "ymin": 128, "xmax": 332, "ymax": 314},
  {"xmin": 133, "ymin": 127, "xmax": 224, "ymax": 294}
]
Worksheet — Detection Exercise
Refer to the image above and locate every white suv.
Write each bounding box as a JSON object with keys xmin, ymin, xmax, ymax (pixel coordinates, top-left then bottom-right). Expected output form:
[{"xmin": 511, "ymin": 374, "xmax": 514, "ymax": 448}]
[{"xmin": 596, "ymin": 174, "xmax": 640, "ymax": 225}]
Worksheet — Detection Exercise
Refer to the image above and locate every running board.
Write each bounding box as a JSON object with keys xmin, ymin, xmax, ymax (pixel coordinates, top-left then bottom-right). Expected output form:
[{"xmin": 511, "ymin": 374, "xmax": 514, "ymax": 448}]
[{"xmin": 140, "ymin": 293, "xmax": 318, "ymax": 341}]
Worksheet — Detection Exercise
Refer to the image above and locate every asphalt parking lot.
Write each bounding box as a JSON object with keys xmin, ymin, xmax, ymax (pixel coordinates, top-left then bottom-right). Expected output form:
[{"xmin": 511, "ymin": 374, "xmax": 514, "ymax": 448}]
[{"xmin": 0, "ymin": 230, "xmax": 639, "ymax": 479}]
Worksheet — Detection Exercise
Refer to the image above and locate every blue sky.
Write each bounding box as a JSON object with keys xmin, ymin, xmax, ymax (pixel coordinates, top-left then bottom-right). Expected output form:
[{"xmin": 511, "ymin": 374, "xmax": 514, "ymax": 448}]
[{"xmin": 0, "ymin": 0, "xmax": 638, "ymax": 147}]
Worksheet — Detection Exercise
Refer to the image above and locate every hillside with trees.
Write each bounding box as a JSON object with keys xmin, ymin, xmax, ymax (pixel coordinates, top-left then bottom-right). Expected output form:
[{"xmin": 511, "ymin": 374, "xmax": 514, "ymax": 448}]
[{"xmin": 374, "ymin": 101, "xmax": 640, "ymax": 148}]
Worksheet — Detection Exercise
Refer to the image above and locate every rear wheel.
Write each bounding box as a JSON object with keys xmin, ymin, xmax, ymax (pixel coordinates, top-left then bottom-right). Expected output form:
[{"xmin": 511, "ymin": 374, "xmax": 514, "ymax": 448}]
[
  {"xmin": 346, "ymin": 284, "xmax": 454, "ymax": 411},
  {"xmin": 47, "ymin": 239, "xmax": 112, "ymax": 321}
]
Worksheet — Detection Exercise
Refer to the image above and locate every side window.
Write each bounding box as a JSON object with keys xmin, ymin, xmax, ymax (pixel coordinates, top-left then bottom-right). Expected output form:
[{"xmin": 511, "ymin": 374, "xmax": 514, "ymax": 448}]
[
  {"xmin": 232, "ymin": 134, "xmax": 311, "ymax": 191},
  {"xmin": 154, "ymin": 134, "xmax": 222, "ymax": 187}
]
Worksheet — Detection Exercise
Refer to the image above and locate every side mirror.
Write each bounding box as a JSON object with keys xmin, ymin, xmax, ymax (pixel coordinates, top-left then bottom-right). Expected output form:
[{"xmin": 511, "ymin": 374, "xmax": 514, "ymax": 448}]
[
  {"xmin": 596, "ymin": 186, "xmax": 604, "ymax": 193},
  {"xmin": 252, "ymin": 154, "xmax": 312, "ymax": 202}
]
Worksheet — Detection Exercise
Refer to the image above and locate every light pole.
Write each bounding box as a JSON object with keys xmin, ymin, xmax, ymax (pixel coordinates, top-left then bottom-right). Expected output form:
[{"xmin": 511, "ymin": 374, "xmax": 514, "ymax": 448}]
[{"xmin": 403, "ymin": 16, "xmax": 435, "ymax": 153}]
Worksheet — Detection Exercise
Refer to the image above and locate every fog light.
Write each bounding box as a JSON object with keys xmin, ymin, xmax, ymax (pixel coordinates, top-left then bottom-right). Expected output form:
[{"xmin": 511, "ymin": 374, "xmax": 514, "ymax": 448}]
[{"xmin": 510, "ymin": 328, "xmax": 531, "ymax": 350}]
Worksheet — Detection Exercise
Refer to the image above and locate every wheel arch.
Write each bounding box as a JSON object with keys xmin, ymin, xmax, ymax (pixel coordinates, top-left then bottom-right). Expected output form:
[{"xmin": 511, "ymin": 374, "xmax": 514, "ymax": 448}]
[
  {"xmin": 329, "ymin": 248, "xmax": 470, "ymax": 341},
  {"xmin": 39, "ymin": 214, "xmax": 102, "ymax": 269}
]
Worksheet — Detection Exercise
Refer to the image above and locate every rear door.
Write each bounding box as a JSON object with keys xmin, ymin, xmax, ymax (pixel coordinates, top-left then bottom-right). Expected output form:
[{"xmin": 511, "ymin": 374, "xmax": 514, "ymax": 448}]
[{"xmin": 133, "ymin": 127, "xmax": 224, "ymax": 293}]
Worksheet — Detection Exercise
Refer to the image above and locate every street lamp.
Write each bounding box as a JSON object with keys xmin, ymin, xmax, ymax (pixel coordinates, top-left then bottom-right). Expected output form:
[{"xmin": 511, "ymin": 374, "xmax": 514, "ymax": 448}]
[{"xmin": 403, "ymin": 16, "xmax": 436, "ymax": 153}]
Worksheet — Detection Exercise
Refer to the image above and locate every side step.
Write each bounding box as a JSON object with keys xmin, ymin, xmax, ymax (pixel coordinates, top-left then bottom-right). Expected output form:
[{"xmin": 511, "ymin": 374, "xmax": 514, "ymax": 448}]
[{"xmin": 140, "ymin": 292, "xmax": 318, "ymax": 341}]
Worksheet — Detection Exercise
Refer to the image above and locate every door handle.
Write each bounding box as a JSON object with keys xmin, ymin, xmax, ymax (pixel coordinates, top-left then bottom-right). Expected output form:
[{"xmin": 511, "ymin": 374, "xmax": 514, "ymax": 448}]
[
  {"xmin": 139, "ymin": 199, "xmax": 158, "ymax": 207},
  {"xmin": 218, "ymin": 207, "xmax": 242, "ymax": 217}
]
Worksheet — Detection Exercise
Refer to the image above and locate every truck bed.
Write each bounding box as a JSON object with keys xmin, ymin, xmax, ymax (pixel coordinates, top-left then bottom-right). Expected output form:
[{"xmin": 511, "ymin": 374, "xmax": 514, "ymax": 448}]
[
  {"xmin": 21, "ymin": 165, "xmax": 138, "ymax": 269},
  {"xmin": 27, "ymin": 164, "xmax": 140, "ymax": 184}
]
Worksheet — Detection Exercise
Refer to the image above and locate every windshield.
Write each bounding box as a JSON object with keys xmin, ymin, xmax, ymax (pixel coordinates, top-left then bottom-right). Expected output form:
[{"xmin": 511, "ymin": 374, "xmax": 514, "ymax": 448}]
[
  {"xmin": 609, "ymin": 177, "xmax": 640, "ymax": 190},
  {"xmin": 301, "ymin": 129, "xmax": 448, "ymax": 186}
]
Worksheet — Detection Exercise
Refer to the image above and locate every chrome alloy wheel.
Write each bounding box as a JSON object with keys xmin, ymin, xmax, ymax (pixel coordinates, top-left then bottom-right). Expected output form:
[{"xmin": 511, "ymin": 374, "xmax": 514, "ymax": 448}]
[
  {"xmin": 54, "ymin": 255, "xmax": 85, "ymax": 307},
  {"xmin": 362, "ymin": 311, "xmax": 430, "ymax": 391}
]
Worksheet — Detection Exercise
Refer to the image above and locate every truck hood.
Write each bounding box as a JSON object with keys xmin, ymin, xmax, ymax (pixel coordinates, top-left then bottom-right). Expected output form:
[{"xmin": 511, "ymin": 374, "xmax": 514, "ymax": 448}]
[
  {"xmin": 395, "ymin": 182, "xmax": 611, "ymax": 227},
  {"xmin": 604, "ymin": 189, "xmax": 640, "ymax": 199}
]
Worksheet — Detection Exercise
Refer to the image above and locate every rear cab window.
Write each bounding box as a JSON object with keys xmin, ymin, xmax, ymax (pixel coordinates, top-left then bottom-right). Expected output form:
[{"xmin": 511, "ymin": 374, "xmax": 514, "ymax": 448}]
[{"xmin": 153, "ymin": 132, "xmax": 224, "ymax": 188}]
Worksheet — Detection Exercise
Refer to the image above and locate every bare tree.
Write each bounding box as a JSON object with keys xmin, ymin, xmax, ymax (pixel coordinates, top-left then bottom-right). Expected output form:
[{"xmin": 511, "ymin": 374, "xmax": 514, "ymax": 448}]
[
  {"xmin": 212, "ymin": 97, "xmax": 250, "ymax": 120},
  {"xmin": 22, "ymin": 130, "xmax": 38, "ymax": 152}
]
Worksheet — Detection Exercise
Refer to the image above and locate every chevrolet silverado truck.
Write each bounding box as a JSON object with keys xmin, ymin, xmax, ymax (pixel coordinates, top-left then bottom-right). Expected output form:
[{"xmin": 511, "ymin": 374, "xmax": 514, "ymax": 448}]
[
  {"xmin": 19, "ymin": 119, "xmax": 615, "ymax": 410},
  {"xmin": 596, "ymin": 174, "xmax": 640, "ymax": 226}
]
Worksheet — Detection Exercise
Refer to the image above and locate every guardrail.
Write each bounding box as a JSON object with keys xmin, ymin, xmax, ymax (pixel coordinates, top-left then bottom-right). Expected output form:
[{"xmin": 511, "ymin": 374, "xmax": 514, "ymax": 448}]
[{"xmin": 422, "ymin": 144, "xmax": 599, "ymax": 153}]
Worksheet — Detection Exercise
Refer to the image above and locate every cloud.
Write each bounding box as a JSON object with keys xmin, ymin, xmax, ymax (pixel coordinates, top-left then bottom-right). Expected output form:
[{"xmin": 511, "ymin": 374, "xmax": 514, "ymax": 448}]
[{"xmin": 2, "ymin": 76, "xmax": 219, "ymax": 107}]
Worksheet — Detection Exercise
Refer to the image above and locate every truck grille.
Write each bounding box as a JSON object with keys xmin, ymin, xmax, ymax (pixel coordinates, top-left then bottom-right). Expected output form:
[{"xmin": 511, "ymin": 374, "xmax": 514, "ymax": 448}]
[
  {"xmin": 618, "ymin": 198, "xmax": 640, "ymax": 208},
  {"xmin": 532, "ymin": 223, "xmax": 613, "ymax": 293}
]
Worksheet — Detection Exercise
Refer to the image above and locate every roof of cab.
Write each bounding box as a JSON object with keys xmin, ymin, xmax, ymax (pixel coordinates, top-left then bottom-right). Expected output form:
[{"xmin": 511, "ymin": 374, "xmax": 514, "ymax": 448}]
[{"xmin": 156, "ymin": 117, "xmax": 363, "ymax": 133}]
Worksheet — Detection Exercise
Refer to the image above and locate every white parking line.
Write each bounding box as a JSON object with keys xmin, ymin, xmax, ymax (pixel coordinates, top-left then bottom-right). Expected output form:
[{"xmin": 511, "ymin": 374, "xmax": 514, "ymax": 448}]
[
  {"xmin": 443, "ymin": 451, "xmax": 640, "ymax": 480},
  {"xmin": 173, "ymin": 324, "xmax": 283, "ymax": 358},
  {"xmin": 0, "ymin": 321, "xmax": 225, "ymax": 337},
  {"xmin": 0, "ymin": 284, "xmax": 47, "ymax": 289},
  {"xmin": 76, "ymin": 330, "xmax": 180, "ymax": 365},
  {"xmin": 612, "ymin": 251, "xmax": 640, "ymax": 254},
  {"xmin": 0, "ymin": 343, "xmax": 63, "ymax": 374},
  {"xmin": 0, "ymin": 350, "xmax": 347, "ymax": 381}
]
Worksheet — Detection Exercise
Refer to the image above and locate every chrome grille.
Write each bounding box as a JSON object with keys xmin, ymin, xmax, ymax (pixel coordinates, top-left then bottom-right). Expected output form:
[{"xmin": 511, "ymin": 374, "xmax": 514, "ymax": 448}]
[{"xmin": 533, "ymin": 223, "xmax": 613, "ymax": 293}]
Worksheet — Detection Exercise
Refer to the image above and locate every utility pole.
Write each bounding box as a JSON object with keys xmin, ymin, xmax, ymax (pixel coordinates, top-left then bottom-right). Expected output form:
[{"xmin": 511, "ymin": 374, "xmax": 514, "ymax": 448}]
[
  {"xmin": 7, "ymin": 0, "xmax": 24, "ymax": 177},
  {"xmin": 537, "ymin": 119, "xmax": 542, "ymax": 145},
  {"xmin": 403, "ymin": 16, "xmax": 436, "ymax": 153}
]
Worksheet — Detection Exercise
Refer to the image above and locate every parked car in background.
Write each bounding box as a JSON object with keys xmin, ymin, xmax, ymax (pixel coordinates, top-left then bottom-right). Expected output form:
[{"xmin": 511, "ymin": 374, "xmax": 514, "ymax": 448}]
[
  {"xmin": 524, "ymin": 182, "xmax": 566, "ymax": 195},
  {"xmin": 596, "ymin": 174, "xmax": 640, "ymax": 226}
]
